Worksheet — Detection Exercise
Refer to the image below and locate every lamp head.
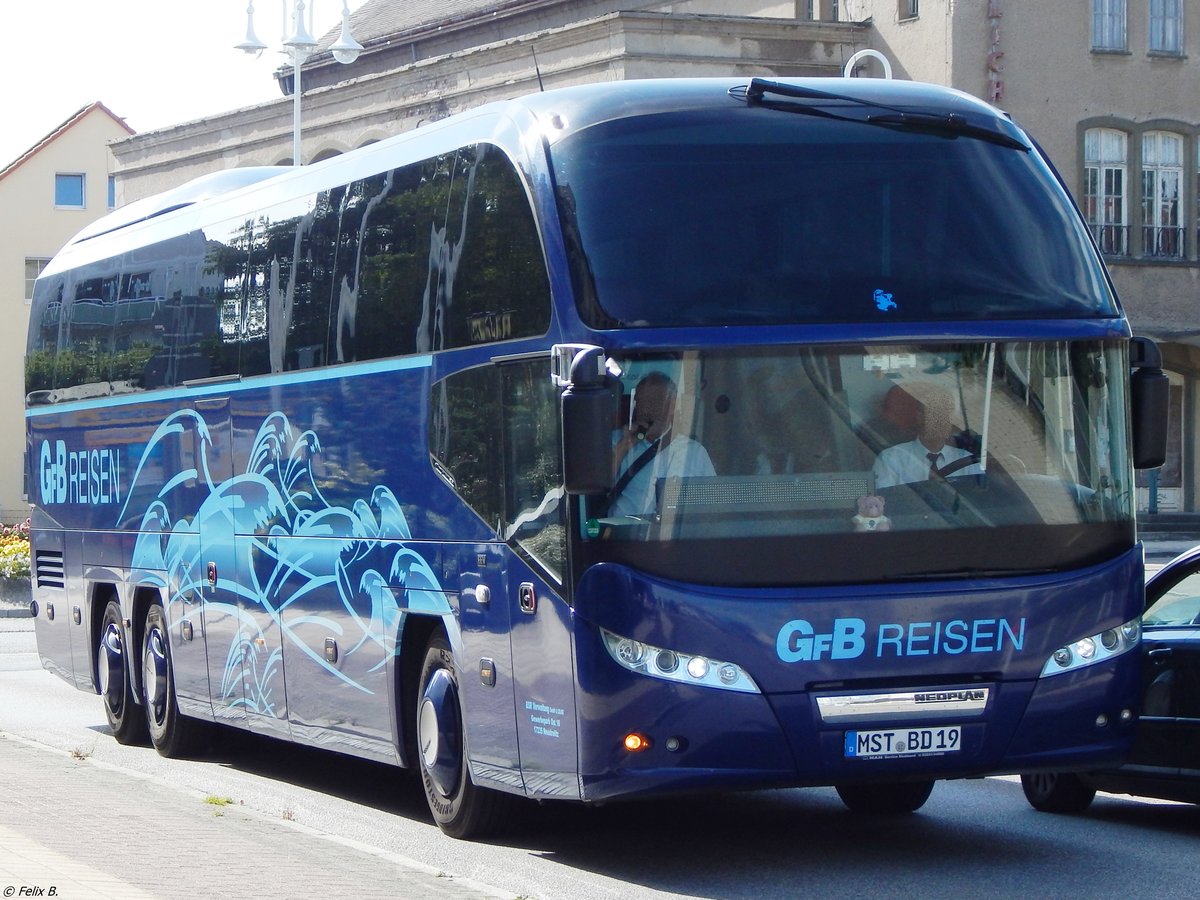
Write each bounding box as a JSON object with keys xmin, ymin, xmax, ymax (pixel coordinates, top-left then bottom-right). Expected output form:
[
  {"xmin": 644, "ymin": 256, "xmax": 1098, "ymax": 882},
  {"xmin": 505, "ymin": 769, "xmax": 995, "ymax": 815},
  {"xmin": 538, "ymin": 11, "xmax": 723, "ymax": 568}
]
[
  {"xmin": 235, "ymin": 2, "xmax": 267, "ymax": 54},
  {"xmin": 330, "ymin": 3, "xmax": 364, "ymax": 65},
  {"xmin": 283, "ymin": 1, "xmax": 318, "ymax": 55}
]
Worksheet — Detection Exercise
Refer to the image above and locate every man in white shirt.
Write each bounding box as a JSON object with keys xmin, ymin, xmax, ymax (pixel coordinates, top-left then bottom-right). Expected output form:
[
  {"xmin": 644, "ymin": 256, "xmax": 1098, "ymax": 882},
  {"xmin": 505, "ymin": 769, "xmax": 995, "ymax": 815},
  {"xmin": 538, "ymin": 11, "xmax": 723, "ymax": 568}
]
[
  {"xmin": 609, "ymin": 372, "xmax": 715, "ymax": 517},
  {"xmin": 872, "ymin": 381, "xmax": 982, "ymax": 489}
]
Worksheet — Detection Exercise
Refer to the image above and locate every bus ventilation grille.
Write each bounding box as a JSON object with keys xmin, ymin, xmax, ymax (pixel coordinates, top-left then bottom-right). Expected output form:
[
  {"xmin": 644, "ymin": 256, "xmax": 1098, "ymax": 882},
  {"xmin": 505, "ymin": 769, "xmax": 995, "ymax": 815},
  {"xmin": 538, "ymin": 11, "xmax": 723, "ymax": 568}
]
[{"xmin": 34, "ymin": 551, "xmax": 65, "ymax": 590}]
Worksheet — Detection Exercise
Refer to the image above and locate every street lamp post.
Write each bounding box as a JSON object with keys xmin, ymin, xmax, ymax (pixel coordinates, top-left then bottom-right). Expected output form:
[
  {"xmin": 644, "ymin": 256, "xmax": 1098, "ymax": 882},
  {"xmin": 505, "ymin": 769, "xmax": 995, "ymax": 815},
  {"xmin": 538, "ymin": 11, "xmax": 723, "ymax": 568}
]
[{"xmin": 236, "ymin": 1, "xmax": 364, "ymax": 166}]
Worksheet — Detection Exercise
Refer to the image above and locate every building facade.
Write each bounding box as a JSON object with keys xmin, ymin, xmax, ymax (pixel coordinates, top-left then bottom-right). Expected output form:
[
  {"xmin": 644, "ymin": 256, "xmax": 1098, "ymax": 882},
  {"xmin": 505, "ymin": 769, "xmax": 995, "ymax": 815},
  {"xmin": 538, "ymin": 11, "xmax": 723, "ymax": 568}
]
[
  {"xmin": 0, "ymin": 103, "xmax": 134, "ymax": 520},
  {"xmin": 104, "ymin": 0, "xmax": 1200, "ymax": 513}
]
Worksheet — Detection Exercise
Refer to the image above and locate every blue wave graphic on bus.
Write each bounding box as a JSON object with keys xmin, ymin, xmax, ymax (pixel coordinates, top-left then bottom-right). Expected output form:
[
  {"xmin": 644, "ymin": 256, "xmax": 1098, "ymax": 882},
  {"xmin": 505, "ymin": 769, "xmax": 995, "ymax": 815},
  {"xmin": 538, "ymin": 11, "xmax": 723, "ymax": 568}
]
[{"xmin": 127, "ymin": 410, "xmax": 447, "ymax": 714}]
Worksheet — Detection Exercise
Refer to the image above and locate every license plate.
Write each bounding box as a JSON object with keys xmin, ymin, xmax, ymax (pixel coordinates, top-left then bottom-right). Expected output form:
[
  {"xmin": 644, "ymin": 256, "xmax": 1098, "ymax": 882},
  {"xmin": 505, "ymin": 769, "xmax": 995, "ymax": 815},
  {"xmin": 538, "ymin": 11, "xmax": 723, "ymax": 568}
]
[{"xmin": 844, "ymin": 725, "xmax": 962, "ymax": 759}]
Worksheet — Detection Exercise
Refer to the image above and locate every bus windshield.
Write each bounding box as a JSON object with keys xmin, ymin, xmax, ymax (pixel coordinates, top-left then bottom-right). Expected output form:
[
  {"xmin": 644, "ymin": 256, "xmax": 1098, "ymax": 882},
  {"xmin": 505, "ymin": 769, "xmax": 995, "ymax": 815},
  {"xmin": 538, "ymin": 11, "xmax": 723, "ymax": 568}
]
[
  {"xmin": 580, "ymin": 341, "xmax": 1133, "ymax": 585},
  {"xmin": 551, "ymin": 107, "xmax": 1117, "ymax": 327}
]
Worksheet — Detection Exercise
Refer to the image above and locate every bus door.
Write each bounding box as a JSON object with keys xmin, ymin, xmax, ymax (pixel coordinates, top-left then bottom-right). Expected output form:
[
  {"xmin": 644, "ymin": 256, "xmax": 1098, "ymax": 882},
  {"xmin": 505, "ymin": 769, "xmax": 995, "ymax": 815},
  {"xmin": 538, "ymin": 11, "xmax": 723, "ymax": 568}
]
[
  {"xmin": 431, "ymin": 357, "xmax": 575, "ymax": 793},
  {"xmin": 496, "ymin": 361, "xmax": 579, "ymax": 797}
]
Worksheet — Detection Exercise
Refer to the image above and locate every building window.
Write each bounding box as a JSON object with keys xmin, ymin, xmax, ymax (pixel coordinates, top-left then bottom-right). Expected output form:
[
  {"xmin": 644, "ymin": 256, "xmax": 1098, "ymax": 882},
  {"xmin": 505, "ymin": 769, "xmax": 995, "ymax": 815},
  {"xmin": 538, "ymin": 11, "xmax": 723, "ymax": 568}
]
[
  {"xmin": 1149, "ymin": 0, "xmax": 1183, "ymax": 53},
  {"xmin": 1142, "ymin": 132, "xmax": 1184, "ymax": 258},
  {"xmin": 804, "ymin": 1, "xmax": 843, "ymax": 21},
  {"xmin": 1093, "ymin": 0, "xmax": 1127, "ymax": 51},
  {"xmin": 1196, "ymin": 143, "xmax": 1200, "ymax": 254},
  {"xmin": 107, "ymin": 175, "xmax": 116, "ymax": 209},
  {"xmin": 900, "ymin": 0, "xmax": 919, "ymax": 19},
  {"xmin": 24, "ymin": 258, "xmax": 50, "ymax": 301},
  {"xmin": 54, "ymin": 173, "xmax": 85, "ymax": 208},
  {"xmin": 1084, "ymin": 129, "xmax": 1128, "ymax": 255}
]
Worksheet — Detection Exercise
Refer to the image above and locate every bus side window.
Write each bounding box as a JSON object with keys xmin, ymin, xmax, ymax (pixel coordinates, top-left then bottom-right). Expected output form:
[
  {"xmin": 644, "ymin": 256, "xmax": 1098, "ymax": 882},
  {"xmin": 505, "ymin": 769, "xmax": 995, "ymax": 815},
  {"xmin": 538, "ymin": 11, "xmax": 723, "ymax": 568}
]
[
  {"xmin": 430, "ymin": 366, "xmax": 503, "ymax": 535},
  {"xmin": 162, "ymin": 249, "xmax": 220, "ymax": 385},
  {"xmin": 430, "ymin": 359, "xmax": 565, "ymax": 583},
  {"xmin": 236, "ymin": 201, "xmax": 320, "ymax": 377},
  {"xmin": 350, "ymin": 161, "xmax": 446, "ymax": 362},
  {"xmin": 283, "ymin": 186, "xmax": 341, "ymax": 372},
  {"xmin": 25, "ymin": 278, "xmax": 63, "ymax": 398},
  {"xmin": 500, "ymin": 360, "xmax": 565, "ymax": 581},
  {"xmin": 442, "ymin": 144, "xmax": 552, "ymax": 351}
]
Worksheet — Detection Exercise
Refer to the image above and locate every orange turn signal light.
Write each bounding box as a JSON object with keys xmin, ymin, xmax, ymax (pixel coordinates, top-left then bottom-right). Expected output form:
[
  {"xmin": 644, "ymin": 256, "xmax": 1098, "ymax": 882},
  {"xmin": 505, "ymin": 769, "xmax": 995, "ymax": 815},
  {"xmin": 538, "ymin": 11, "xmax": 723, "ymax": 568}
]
[{"xmin": 623, "ymin": 733, "xmax": 651, "ymax": 752}]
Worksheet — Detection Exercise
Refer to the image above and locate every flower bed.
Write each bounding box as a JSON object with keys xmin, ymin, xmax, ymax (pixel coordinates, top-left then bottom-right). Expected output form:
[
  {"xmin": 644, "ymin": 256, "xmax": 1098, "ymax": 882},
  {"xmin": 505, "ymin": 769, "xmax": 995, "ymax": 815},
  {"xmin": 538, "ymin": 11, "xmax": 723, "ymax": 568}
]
[{"xmin": 0, "ymin": 519, "xmax": 31, "ymax": 601}]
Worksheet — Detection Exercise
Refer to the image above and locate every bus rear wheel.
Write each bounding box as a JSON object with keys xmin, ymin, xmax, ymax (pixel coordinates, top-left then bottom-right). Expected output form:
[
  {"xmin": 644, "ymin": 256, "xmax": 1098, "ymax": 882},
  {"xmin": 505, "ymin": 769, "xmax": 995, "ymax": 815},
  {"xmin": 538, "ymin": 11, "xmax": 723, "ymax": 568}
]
[
  {"xmin": 415, "ymin": 633, "xmax": 514, "ymax": 839},
  {"xmin": 97, "ymin": 599, "xmax": 147, "ymax": 745},
  {"xmin": 836, "ymin": 779, "xmax": 935, "ymax": 814},
  {"xmin": 142, "ymin": 602, "xmax": 204, "ymax": 758},
  {"xmin": 1020, "ymin": 772, "xmax": 1096, "ymax": 813}
]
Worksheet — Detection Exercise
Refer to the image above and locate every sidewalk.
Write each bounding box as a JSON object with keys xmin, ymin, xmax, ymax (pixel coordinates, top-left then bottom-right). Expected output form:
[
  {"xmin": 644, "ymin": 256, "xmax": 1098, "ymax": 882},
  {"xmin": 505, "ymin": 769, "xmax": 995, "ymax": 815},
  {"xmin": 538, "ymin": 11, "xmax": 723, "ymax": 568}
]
[{"xmin": 0, "ymin": 733, "xmax": 512, "ymax": 900}]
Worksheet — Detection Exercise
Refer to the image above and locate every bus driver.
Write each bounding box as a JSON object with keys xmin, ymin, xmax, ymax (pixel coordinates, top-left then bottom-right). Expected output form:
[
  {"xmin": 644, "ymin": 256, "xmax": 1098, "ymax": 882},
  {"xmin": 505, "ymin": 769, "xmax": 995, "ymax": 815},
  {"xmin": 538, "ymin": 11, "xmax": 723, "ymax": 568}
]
[
  {"xmin": 608, "ymin": 372, "xmax": 715, "ymax": 517},
  {"xmin": 872, "ymin": 381, "xmax": 982, "ymax": 488}
]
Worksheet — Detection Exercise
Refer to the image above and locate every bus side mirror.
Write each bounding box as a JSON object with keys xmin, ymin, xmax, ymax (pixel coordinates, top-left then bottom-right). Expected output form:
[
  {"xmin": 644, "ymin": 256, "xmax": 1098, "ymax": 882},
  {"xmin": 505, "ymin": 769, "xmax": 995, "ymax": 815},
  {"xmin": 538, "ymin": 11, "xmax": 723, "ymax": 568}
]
[
  {"xmin": 1130, "ymin": 336, "xmax": 1168, "ymax": 470},
  {"xmin": 560, "ymin": 346, "xmax": 616, "ymax": 495}
]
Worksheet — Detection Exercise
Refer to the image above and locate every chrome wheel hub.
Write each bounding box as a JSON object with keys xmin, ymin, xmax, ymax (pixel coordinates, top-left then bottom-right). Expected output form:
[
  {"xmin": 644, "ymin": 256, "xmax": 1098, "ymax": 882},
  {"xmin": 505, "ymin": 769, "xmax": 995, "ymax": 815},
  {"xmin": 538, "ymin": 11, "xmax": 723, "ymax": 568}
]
[
  {"xmin": 143, "ymin": 626, "xmax": 168, "ymax": 725},
  {"xmin": 99, "ymin": 623, "xmax": 123, "ymax": 707}
]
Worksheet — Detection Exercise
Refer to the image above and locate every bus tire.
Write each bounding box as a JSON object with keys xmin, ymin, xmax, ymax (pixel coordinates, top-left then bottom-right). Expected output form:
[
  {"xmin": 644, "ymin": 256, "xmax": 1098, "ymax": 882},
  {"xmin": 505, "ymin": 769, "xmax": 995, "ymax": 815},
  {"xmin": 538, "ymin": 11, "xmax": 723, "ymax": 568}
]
[
  {"xmin": 836, "ymin": 779, "xmax": 935, "ymax": 814},
  {"xmin": 1020, "ymin": 772, "xmax": 1096, "ymax": 814},
  {"xmin": 142, "ymin": 602, "xmax": 204, "ymax": 758},
  {"xmin": 416, "ymin": 633, "xmax": 513, "ymax": 839},
  {"xmin": 97, "ymin": 599, "xmax": 148, "ymax": 745}
]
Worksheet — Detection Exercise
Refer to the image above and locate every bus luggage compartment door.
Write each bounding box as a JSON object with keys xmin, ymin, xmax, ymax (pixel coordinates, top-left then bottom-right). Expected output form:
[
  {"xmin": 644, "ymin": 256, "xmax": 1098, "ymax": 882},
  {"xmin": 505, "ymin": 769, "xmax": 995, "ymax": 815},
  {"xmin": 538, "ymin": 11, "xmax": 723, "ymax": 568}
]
[
  {"xmin": 29, "ymin": 529, "xmax": 76, "ymax": 687},
  {"xmin": 194, "ymin": 397, "xmax": 288, "ymax": 733}
]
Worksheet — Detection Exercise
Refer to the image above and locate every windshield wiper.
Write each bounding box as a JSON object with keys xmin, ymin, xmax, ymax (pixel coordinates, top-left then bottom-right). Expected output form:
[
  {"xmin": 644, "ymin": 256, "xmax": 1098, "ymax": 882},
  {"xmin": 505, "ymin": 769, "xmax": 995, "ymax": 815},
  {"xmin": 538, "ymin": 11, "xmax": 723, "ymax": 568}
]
[
  {"xmin": 866, "ymin": 111, "xmax": 1029, "ymax": 151},
  {"xmin": 735, "ymin": 78, "xmax": 1029, "ymax": 151}
]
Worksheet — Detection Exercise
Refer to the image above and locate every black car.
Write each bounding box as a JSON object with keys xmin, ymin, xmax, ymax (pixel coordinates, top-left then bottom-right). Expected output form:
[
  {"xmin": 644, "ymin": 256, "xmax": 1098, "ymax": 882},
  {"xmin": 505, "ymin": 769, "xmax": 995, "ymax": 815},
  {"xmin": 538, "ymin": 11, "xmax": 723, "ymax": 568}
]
[{"xmin": 1022, "ymin": 545, "xmax": 1200, "ymax": 812}]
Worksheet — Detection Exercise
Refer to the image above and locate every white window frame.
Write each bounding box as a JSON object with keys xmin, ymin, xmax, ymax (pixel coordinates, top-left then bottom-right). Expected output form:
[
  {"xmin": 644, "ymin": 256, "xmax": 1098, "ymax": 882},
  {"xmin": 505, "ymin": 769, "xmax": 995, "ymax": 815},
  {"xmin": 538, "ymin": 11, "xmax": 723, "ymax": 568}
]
[
  {"xmin": 900, "ymin": 0, "xmax": 919, "ymax": 20},
  {"xmin": 24, "ymin": 258, "xmax": 50, "ymax": 302},
  {"xmin": 1093, "ymin": 0, "xmax": 1127, "ymax": 51},
  {"xmin": 1149, "ymin": 0, "xmax": 1182, "ymax": 53},
  {"xmin": 1142, "ymin": 132, "xmax": 1184, "ymax": 258},
  {"xmin": 1084, "ymin": 128, "xmax": 1129, "ymax": 255}
]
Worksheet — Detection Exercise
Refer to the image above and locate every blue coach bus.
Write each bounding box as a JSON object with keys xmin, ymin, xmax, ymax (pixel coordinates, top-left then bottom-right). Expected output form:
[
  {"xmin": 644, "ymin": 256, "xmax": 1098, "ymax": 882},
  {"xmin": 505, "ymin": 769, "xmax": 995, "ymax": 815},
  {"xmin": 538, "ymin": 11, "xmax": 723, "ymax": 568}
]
[{"xmin": 25, "ymin": 75, "xmax": 1167, "ymax": 838}]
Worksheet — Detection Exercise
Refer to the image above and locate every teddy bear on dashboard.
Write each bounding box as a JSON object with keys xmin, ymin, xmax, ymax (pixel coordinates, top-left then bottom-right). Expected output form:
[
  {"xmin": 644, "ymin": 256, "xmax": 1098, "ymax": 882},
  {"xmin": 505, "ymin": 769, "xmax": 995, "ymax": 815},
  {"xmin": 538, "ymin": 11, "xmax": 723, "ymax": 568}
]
[{"xmin": 852, "ymin": 494, "xmax": 891, "ymax": 532}]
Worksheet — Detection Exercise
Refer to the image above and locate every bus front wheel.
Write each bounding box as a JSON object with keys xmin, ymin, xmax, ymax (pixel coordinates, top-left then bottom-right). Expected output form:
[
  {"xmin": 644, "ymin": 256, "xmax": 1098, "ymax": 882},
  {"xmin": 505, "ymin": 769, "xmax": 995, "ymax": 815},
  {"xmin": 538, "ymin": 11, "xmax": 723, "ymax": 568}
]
[
  {"xmin": 97, "ymin": 599, "xmax": 148, "ymax": 745},
  {"xmin": 1020, "ymin": 772, "xmax": 1096, "ymax": 813},
  {"xmin": 415, "ymin": 633, "xmax": 513, "ymax": 839},
  {"xmin": 142, "ymin": 602, "xmax": 204, "ymax": 758},
  {"xmin": 835, "ymin": 779, "xmax": 935, "ymax": 814}
]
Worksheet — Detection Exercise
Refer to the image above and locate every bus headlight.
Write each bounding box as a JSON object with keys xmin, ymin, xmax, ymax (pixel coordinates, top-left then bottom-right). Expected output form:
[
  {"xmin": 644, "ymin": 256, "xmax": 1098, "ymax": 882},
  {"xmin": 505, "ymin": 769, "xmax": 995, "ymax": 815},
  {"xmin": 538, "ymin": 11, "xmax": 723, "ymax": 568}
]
[
  {"xmin": 602, "ymin": 629, "xmax": 760, "ymax": 693},
  {"xmin": 1040, "ymin": 616, "xmax": 1140, "ymax": 677}
]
